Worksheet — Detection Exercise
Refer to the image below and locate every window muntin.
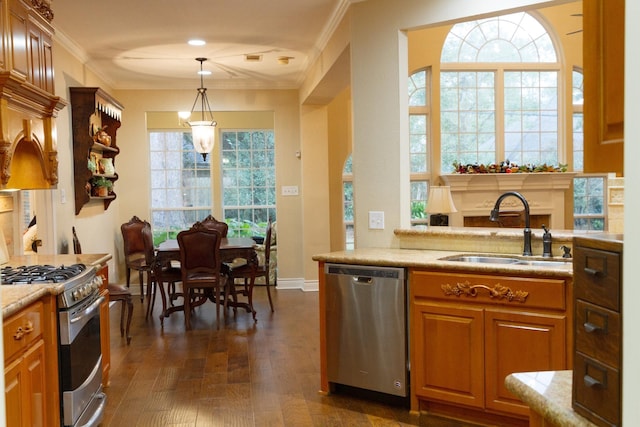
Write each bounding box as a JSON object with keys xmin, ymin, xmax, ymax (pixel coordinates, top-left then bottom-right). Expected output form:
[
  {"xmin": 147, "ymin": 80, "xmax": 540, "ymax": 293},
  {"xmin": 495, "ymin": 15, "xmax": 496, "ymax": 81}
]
[
  {"xmin": 149, "ymin": 131, "xmax": 212, "ymax": 244},
  {"xmin": 221, "ymin": 130, "xmax": 276, "ymax": 236},
  {"xmin": 441, "ymin": 12, "xmax": 557, "ymax": 63},
  {"xmin": 343, "ymin": 155, "xmax": 354, "ymax": 249},
  {"xmin": 571, "ymin": 69, "xmax": 605, "ymax": 231},
  {"xmin": 440, "ymin": 12, "xmax": 560, "ymax": 172},
  {"xmin": 408, "ymin": 69, "xmax": 432, "ymax": 226}
]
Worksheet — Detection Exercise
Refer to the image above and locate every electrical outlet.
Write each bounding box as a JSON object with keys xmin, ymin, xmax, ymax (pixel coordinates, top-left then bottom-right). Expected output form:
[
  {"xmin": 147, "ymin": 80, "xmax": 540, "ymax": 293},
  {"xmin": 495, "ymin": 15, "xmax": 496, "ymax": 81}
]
[
  {"xmin": 368, "ymin": 211, "xmax": 384, "ymax": 229},
  {"xmin": 281, "ymin": 185, "xmax": 299, "ymax": 196}
]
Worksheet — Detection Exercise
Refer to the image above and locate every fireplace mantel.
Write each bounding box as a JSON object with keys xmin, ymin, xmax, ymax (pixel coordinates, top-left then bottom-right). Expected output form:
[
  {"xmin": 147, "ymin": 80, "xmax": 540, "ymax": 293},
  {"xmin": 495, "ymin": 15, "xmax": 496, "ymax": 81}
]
[{"xmin": 441, "ymin": 173, "xmax": 576, "ymax": 229}]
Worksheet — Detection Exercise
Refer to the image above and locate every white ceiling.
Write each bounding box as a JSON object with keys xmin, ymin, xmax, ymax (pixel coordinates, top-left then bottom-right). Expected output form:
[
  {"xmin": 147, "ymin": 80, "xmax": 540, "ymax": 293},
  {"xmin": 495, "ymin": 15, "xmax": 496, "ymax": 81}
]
[{"xmin": 52, "ymin": 0, "xmax": 351, "ymax": 90}]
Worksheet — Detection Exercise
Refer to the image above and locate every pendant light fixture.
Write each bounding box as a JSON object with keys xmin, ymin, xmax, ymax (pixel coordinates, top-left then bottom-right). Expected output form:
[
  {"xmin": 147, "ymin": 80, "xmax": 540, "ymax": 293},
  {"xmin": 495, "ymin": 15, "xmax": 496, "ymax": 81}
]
[{"xmin": 187, "ymin": 57, "xmax": 217, "ymax": 160}]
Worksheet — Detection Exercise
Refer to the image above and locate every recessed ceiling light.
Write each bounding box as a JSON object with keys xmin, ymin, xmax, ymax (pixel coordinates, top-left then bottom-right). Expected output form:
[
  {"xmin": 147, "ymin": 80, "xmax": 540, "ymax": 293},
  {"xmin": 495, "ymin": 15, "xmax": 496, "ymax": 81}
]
[{"xmin": 188, "ymin": 39, "xmax": 206, "ymax": 46}]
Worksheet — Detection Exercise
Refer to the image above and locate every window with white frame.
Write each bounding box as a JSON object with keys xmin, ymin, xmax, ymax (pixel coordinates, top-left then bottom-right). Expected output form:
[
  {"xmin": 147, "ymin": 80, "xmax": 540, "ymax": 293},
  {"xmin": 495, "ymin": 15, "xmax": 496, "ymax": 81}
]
[
  {"xmin": 409, "ymin": 68, "xmax": 431, "ymax": 226},
  {"xmin": 149, "ymin": 131, "xmax": 212, "ymax": 244},
  {"xmin": 440, "ymin": 12, "xmax": 560, "ymax": 172},
  {"xmin": 571, "ymin": 69, "xmax": 606, "ymax": 231},
  {"xmin": 221, "ymin": 130, "xmax": 276, "ymax": 237},
  {"xmin": 343, "ymin": 155, "xmax": 354, "ymax": 249}
]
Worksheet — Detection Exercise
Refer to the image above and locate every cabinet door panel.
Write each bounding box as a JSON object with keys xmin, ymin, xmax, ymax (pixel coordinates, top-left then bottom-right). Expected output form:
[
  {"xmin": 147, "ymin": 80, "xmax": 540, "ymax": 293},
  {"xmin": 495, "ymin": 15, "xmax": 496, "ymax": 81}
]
[
  {"xmin": 5, "ymin": 356, "xmax": 27, "ymax": 426},
  {"xmin": 485, "ymin": 310, "xmax": 566, "ymax": 416},
  {"xmin": 25, "ymin": 339, "xmax": 46, "ymax": 427},
  {"xmin": 412, "ymin": 302, "xmax": 484, "ymax": 408}
]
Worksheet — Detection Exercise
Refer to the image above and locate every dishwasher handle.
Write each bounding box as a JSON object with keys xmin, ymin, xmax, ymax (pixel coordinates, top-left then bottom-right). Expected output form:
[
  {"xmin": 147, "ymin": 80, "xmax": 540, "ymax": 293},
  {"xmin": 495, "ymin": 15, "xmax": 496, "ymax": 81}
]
[{"xmin": 353, "ymin": 276, "xmax": 373, "ymax": 285}]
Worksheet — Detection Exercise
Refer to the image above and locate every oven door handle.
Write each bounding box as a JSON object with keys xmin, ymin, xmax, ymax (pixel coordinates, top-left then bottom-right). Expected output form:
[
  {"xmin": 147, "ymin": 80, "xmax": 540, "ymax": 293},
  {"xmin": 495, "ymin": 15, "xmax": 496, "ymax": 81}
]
[
  {"xmin": 70, "ymin": 295, "xmax": 104, "ymax": 326},
  {"xmin": 60, "ymin": 294, "xmax": 105, "ymax": 345}
]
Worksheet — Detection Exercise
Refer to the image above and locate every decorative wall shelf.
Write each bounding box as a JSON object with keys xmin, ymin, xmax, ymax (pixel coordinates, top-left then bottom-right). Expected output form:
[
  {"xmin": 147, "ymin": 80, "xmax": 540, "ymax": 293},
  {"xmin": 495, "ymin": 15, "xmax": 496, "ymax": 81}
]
[{"xmin": 70, "ymin": 88, "xmax": 123, "ymax": 215}]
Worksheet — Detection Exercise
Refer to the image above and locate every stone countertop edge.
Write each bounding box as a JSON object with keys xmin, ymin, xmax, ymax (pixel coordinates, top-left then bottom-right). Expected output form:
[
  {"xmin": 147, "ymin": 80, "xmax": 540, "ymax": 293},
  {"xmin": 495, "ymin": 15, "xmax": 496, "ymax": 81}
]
[
  {"xmin": 505, "ymin": 371, "xmax": 596, "ymax": 427},
  {"xmin": 2, "ymin": 253, "xmax": 112, "ymax": 319},
  {"xmin": 312, "ymin": 247, "xmax": 572, "ymax": 278}
]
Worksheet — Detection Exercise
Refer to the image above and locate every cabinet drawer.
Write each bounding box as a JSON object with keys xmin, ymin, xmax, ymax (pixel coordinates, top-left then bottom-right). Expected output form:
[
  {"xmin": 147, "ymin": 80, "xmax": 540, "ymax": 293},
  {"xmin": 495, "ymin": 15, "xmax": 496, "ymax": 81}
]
[
  {"xmin": 574, "ymin": 246, "xmax": 620, "ymax": 311},
  {"xmin": 573, "ymin": 352, "xmax": 620, "ymax": 427},
  {"xmin": 3, "ymin": 301, "xmax": 44, "ymax": 363},
  {"xmin": 411, "ymin": 270, "xmax": 566, "ymax": 310},
  {"xmin": 575, "ymin": 299, "xmax": 620, "ymax": 369}
]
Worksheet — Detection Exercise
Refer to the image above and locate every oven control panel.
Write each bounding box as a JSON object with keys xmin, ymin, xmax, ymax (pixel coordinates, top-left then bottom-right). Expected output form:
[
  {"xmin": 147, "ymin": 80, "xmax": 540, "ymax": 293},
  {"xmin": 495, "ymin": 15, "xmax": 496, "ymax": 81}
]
[{"xmin": 72, "ymin": 275, "xmax": 103, "ymax": 302}]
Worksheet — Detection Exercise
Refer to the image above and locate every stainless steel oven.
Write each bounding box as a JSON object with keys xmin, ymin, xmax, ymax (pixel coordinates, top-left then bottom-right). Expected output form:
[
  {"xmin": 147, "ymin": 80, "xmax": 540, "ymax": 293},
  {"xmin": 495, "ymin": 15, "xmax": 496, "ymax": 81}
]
[
  {"xmin": 1, "ymin": 263, "xmax": 107, "ymax": 427},
  {"xmin": 57, "ymin": 266, "xmax": 106, "ymax": 427}
]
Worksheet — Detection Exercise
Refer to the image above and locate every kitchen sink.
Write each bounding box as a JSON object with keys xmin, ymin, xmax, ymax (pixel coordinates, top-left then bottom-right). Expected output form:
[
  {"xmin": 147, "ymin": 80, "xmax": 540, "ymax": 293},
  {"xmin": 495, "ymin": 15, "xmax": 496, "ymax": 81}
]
[
  {"xmin": 440, "ymin": 255, "xmax": 521, "ymax": 264},
  {"xmin": 439, "ymin": 254, "xmax": 571, "ymax": 269}
]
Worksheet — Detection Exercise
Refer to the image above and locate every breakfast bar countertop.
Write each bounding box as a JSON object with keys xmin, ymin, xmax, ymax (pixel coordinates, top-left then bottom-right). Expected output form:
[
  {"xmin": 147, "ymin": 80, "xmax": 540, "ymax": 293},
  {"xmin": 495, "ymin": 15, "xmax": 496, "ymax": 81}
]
[
  {"xmin": 1, "ymin": 253, "xmax": 111, "ymax": 318},
  {"xmin": 505, "ymin": 370, "xmax": 597, "ymax": 427}
]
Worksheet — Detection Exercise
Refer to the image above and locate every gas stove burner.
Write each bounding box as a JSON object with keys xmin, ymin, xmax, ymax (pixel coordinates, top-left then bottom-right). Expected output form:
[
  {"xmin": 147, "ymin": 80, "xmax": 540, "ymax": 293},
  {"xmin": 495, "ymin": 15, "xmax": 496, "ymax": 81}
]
[{"xmin": 1, "ymin": 263, "xmax": 87, "ymax": 285}]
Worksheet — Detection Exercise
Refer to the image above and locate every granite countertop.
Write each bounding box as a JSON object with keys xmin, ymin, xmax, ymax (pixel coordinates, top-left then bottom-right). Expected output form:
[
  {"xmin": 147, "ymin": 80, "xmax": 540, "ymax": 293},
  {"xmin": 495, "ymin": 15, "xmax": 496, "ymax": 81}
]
[
  {"xmin": 312, "ymin": 248, "xmax": 573, "ymax": 278},
  {"xmin": 1, "ymin": 253, "xmax": 112, "ymax": 318},
  {"xmin": 505, "ymin": 371, "xmax": 596, "ymax": 426}
]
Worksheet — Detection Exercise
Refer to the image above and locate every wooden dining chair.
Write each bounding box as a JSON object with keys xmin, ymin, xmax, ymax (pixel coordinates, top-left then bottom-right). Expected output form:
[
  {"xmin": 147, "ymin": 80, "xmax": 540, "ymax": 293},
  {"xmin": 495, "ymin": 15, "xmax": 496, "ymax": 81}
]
[
  {"xmin": 200, "ymin": 215, "xmax": 229, "ymax": 237},
  {"xmin": 228, "ymin": 219, "xmax": 274, "ymax": 312},
  {"xmin": 141, "ymin": 224, "xmax": 182, "ymax": 321},
  {"xmin": 120, "ymin": 216, "xmax": 152, "ymax": 301},
  {"xmin": 73, "ymin": 227, "xmax": 133, "ymax": 344},
  {"xmin": 177, "ymin": 222, "xmax": 228, "ymax": 329}
]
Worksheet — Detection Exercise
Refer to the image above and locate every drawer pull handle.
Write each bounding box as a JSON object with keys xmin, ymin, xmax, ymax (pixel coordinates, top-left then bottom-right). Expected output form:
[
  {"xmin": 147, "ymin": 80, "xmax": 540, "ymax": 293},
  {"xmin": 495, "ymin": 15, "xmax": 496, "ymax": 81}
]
[
  {"xmin": 13, "ymin": 321, "xmax": 34, "ymax": 340},
  {"xmin": 583, "ymin": 322, "xmax": 601, "ymax": 333},
  {"xmin": 441, "ymin": 281, "xmax": 529, "ymax": 303},
  {"xmin": 584, "ymin": 267, "xmax": 600, "ymax": 276},
  {"xmin": 584, "ymin": 374, "xmax": 602, "ymax": 388}
]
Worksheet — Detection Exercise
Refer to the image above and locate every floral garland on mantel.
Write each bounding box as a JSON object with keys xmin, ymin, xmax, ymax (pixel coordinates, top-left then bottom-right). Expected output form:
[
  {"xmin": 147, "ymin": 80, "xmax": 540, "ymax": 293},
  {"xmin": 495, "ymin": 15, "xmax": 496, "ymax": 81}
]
[{"xmin": 452, "ymin": 160, "xmax": 568, "ymax": 174}]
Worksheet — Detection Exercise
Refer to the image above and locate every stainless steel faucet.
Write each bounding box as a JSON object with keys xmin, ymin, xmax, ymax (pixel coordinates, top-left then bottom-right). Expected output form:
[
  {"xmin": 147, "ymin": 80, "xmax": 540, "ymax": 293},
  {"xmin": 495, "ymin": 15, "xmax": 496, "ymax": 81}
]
[{"xmin": 489, "ymin": 191, "xmax": 532, "ymax": 256}]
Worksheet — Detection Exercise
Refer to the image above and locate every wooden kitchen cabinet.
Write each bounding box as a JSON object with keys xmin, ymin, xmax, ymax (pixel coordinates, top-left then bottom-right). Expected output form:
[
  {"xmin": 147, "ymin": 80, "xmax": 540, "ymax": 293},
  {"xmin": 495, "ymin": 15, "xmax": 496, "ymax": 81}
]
[
  {"xmin": 97, "ymin": 264, "xmax": 111, "ymax": 388},
  {"xmin": 70, "ymin": 87, "xmax": 123, "ymax": 215},
  {"xmin": 410, "ymin": 269, "xmax": 571, "ymax": 424},
  {"xmin": 3, "ymin": 297, "xmax": 60, "ymax": 427},
  {"xmin": 572, "ymin": 236, "xmax": 622, "ymax": 427},
  {"xmin": 583, "ymin": 0, "xmax": 625, "ymax": 175},
  {"xmin": 4, "ymin": 0, "xmax": 55, "ymax": 94}
]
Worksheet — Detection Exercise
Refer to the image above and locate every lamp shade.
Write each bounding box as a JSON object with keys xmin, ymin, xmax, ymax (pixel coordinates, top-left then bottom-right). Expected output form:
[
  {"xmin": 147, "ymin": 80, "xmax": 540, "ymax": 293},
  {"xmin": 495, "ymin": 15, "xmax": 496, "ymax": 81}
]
[
  {"xmin": 426, "ymin": 186, "xmax": 457, "ymax": 214},
  {"xmin": 189, "ymin": 120, "xmax": 216, "ymax": 155}
]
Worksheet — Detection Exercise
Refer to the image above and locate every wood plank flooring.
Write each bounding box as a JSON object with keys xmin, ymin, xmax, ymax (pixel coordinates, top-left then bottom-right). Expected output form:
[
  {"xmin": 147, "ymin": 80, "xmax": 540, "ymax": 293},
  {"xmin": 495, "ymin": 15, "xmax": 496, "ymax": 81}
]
[{"xmin": 102, "ymin": 286, "xmax": 481, "ymax": 426}]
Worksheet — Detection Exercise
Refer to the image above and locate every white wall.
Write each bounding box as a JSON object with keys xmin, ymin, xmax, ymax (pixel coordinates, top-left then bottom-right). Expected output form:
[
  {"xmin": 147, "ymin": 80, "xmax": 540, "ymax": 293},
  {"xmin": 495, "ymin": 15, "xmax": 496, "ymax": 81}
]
[{"xmin": 623, "ymin": 0, "xmax": 639, "ymax": 423}]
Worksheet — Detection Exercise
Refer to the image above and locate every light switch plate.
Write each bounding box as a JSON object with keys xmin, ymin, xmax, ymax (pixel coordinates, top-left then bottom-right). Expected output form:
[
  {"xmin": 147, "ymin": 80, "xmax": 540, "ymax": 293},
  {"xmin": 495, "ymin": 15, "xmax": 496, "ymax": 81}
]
[
  {"xmin": 281, "ymin": 185, "xmax": 299, "ymax": 196},
  {"xmin": 368, "ymin": 211, "xmax": 384, "ymax": 229}
]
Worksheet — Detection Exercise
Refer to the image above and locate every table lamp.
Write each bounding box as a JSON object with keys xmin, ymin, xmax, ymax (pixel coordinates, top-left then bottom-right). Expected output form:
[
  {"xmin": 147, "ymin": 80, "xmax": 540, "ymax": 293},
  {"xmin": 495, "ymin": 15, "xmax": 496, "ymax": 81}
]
[{"xmin": 426, "ymin": 186, "xmax": 457, "ymax": 226}]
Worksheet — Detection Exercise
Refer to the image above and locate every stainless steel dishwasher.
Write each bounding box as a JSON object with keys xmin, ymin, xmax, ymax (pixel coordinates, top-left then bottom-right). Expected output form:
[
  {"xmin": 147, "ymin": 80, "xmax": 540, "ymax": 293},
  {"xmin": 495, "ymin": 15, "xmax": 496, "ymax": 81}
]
[{"xmin": 324, "ymin": 263, "xmax": 408, "ymax": 397}]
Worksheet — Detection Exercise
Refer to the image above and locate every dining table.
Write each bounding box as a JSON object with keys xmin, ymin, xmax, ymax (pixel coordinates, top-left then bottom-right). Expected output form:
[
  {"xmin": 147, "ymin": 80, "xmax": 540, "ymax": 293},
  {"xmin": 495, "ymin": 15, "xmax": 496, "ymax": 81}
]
[{"xmin": 153, "ymin": 237, "xmax": 259, "ymax": 323}]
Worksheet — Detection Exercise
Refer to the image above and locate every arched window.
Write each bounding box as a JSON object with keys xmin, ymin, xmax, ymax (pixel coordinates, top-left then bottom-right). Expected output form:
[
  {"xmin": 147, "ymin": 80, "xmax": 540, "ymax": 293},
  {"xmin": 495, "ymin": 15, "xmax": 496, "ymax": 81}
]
[
  {"xmin": 440, "ymin": 12, "xmax": 560, "ymax": 172},
  {"xmin": 408, "ymin": 68, "xmax": 431, "ymax": 226}
]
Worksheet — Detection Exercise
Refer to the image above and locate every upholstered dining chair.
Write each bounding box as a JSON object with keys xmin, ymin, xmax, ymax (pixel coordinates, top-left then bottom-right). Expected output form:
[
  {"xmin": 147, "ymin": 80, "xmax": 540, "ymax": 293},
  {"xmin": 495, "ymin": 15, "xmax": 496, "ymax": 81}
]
[
  {"xmin": 141, "ymin": 224, "xmax": 182, "ymax": 321},
  {"xmin": 200, "ymin": 215, "xmax": 229, "ymax": 236},
  {"xmin": 73, "ymin": 227, "xmax": 133, "ymax": 344},
  {"xmin": 177, "ymin": 222, "xmax": 228, "ymax": 329},
  {"xmin": 228, "ymin": 219, "xmax": 275, "ymax": 312},
  {"xmin": 120, "ymin": 216, "xmax": 152, "ymax": 301}
]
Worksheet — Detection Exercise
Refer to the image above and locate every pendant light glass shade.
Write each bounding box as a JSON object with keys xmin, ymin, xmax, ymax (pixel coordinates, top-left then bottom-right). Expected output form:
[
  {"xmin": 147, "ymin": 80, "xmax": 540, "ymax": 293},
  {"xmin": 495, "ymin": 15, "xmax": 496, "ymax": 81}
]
[
  {"xmin": 186, "ymin": 58, "xmax": 217, "ymax": 160},
  {"xmin": 190, "ymin": 121, "xmax": 216, "ymax": 155}
]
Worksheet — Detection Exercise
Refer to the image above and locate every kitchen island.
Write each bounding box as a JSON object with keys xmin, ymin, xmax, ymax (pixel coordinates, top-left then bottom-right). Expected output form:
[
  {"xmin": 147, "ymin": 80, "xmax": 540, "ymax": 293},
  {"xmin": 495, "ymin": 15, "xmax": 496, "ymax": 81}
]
[
  {"xmin": 2, "ymin": 253, "xmax": 111, "ymax": 317},
  {"xmin": 313, "ymin": 227, "xmax": 609, "ymax": 426}
]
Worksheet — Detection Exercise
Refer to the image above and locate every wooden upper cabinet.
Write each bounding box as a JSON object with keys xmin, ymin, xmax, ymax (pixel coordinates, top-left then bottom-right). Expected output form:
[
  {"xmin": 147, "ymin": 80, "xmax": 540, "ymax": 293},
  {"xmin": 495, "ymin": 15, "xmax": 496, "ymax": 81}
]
[
  {"xmin": 583, "ymin": 0, "xmax": 625, "ymax": 175},
  {"xmin": 2, "ymin": 0, "xmax": 55, "ymax": 94}
]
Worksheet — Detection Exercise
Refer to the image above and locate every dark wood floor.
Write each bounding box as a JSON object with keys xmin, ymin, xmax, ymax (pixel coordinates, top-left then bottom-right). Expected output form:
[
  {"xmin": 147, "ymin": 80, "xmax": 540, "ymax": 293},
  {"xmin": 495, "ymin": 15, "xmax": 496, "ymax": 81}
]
[{"xmin": 102, "ymin": 286, "xmax": 481, "ymax": 426}]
